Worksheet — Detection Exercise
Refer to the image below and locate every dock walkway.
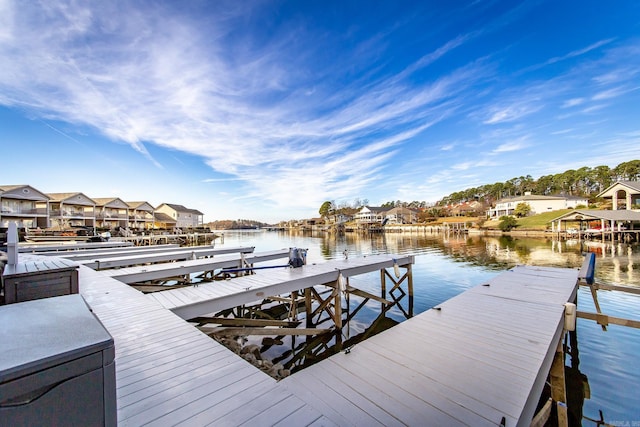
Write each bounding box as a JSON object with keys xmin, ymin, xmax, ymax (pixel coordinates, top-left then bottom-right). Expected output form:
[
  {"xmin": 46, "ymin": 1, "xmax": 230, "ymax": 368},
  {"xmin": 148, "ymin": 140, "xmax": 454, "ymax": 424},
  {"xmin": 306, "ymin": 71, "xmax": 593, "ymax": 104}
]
[
  {"xmin": 280, "ymin": 265, "xmax": 578, "ymax": 426},
  {"xmin": 100, "ymin": 249, "xmax": 291, "ymax": 283},
  {"xmin": 35, "ymin": 244, "xmax": 182, "ymax": 259},
  {"xmin": 8, "ymin": 250, "xmax": 579, "ymax": 426},
  {"xmin": 75, "ymin": 246, "xmax": 256, "ymax": 270},
  {"xmin": 18, "ymin": 241, "xmax": 133, "ymax": 252},
  {"xmin": 77, "ymin": 262, "xmax": 331, "ymax": 426},
  {"xmin": 149, "ymin": 254, "xmax": 415, "ymax": 320}
]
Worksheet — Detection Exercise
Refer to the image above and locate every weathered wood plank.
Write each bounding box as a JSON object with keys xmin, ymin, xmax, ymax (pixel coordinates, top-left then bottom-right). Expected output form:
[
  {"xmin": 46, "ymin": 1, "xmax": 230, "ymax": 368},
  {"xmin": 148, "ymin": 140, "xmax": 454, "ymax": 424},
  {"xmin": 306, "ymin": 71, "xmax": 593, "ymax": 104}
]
[{"xmin": 577, "ymin": 311, "xmax": 640, "ymax": 328}]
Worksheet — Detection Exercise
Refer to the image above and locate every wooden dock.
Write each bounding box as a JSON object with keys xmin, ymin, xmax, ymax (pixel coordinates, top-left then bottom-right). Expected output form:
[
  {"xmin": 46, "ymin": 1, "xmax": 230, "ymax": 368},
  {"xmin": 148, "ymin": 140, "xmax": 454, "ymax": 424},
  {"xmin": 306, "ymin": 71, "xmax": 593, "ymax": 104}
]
[
  {"xmin": 35, "ymin": 244, "xmax": 183, "ymax": 259},
  {"xmin": 279, "ymin": 264, "xmax": 578, "ymax": 426},
  {"xmin": 4, "ymin": 250, "xmax": 579, "ymax": 426},
  {"xmin": 149, "ymin": 254, "xmax": 415, "ymax": 320},
  {"xmin": 99, "ymin": 249, "xmax": 292, "ymax": 283},
  {"xmin": 112, "ymin": 232, "xmax": 218, "ymax": 246},
  {"xmin": 74, "ymin": 246, "xmax": 256, "ymax": 270},
  {"xmin": 18, "ymin": 241, "xmax": 134, "ymax": 252},
  {"xmin": 76, "ymin": 262, "xmax": 332, "ymax": 426}
]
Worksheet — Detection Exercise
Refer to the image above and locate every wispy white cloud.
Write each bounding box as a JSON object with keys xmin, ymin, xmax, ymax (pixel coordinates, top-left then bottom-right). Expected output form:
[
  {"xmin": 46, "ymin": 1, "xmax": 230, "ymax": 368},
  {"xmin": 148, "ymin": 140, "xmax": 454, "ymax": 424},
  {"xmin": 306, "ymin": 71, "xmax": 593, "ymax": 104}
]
[
  {"xmin": 592, "ymin": 86, "xmax": 630, "ymax": 101},
  {"xmin": 562, "ymin": 98, "xmax": 585, "ymax": 108},
  {"xmin": 492, "ymin": 139, "xmax": 529, "ymax": 154},
  {"xmin": 545, "ymin": 39, "xmax": 615, "ymax": 65},
  {"xmin": 0, "ymin": 1, "xmax": 489, "ymax": 213},
  {"xmin": 521, "ymin": 39, "xmax": 615, "ymax": 74},
  {"xmin": 483, "ymin": 101, "xmax": 542, "ymax": 125}
]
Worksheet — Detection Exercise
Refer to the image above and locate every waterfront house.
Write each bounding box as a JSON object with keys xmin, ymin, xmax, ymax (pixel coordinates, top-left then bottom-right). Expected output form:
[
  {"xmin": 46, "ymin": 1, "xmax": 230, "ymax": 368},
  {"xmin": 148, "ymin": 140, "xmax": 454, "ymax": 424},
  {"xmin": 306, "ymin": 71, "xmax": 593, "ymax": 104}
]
[
  {"xmin": 0, "ymin": 185, "xmax": 49, "ymax": 229},
  {"xmin": 355, "ymin": 206, "xmax": 391, "ymax": 224},
  {"xmin": 327, "ymin": 213, "xmax": 353, "ymax": 224},
  {"xmin": 126, "ymin": 201, "xmax": 155, "ymax": 230},
  {"xmin": 155, "ymin": 203, "xmax": 204, "ymax": 229},
  {"xmin": 92, "ymin": 198, "xmax": 130, "ymax": 230},
  {"xmin": 42, "ymin": 192, "xmax": 96, "ymax": 230},
  {"xmin": 152, "ymin": 212, "xmax": 177, "ymax": 229},
  {"xmin": 488, "ymin": 192, "xmax": 589, "ymax": 218},
  {"xmin": 445, "ymin": 200, "xmax": 486, "ymax": 217},
  {"xmin": 597, "ymin": 181, "xmax": 640, "ymax": 210},
  {"xmin": 385, "ymin": 206, "xmax": 419, "ymax": 224}
]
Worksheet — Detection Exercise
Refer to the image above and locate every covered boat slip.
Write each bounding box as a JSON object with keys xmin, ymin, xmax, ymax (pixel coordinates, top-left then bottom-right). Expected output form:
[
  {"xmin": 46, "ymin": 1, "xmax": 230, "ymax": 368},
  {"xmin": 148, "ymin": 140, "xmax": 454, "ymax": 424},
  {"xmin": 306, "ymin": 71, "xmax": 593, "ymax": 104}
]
[{"xmin": 551, "ymin": 209, "xmax": 640, "ymax": 242}]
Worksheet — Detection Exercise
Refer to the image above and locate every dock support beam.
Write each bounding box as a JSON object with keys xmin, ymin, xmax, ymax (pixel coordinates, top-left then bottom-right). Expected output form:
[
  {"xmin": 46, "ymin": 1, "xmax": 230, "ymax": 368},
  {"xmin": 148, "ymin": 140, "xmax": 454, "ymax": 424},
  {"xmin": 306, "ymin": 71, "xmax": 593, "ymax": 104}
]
[{"xmin": 550, "ymin": 339, "xmax": 568, "ymax": 427}]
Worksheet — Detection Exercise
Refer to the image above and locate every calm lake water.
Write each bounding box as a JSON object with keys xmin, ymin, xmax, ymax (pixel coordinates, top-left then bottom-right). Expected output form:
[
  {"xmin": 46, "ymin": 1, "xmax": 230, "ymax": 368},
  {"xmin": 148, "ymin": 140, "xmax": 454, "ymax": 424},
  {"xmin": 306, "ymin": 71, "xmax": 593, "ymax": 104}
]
[{"xmin": 214, "ymin": 229, "xmax": 640, "ymax": 426}]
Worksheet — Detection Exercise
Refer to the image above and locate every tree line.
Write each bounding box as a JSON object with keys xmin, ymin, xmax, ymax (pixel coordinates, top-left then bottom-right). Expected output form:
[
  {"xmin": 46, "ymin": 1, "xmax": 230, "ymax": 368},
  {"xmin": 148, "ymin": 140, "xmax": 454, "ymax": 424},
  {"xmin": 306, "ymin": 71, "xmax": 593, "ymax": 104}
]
[
  {"xmin": 319, "ymin": 160, "xmax": 639, "ymax": 219},
  {"xmin": 438, "ymin": 160, "xmax": 639, "ymax": 207}
]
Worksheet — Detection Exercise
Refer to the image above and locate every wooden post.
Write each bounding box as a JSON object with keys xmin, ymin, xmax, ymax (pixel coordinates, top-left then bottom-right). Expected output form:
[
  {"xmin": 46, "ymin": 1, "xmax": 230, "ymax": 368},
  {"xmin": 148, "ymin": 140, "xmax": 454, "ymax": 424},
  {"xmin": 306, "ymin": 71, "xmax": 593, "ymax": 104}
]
[
  {"xmin": 380, "ymin": 268, "xmax": 387, "ymax": 311},
  {"xmin": 334, "ymin": 286, "xmax": 342, "ymax": 331},
  {"xmin": 290, "ymin": 290, "xmax": 299, "ymax": 320},
  {"xmin": 305, "ymin": 288, "xmax": 312, "ymax": 328},
  {"xmin": 550, "ymin": 339, "xmax": 568, "ymax": 427},
  {"xmin": 407, "ymin": 264, "xmax": 414, "ymax": 318},
  {"xmin": 334, "ymin": 277, "xmax": 343, "ymax": 352}
]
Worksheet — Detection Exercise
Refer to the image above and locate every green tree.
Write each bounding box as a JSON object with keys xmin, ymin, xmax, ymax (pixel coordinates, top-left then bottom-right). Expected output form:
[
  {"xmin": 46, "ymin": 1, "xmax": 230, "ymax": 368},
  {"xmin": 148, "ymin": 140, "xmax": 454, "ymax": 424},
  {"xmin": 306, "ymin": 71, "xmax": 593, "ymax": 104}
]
[
  {"xmin": 319, "ymin": 201, "xmax": 334, "ymax": 218},
  {"xmin": 498, "ymin": 216, "xmax": 518, "ymax": 231},
  {"xmin": 514, "ymin": 202, "xmax": 531, "ymax": 218},
  {"xmin": 614, "ymin": 160, "xmax": 640, "ymax": 181}
]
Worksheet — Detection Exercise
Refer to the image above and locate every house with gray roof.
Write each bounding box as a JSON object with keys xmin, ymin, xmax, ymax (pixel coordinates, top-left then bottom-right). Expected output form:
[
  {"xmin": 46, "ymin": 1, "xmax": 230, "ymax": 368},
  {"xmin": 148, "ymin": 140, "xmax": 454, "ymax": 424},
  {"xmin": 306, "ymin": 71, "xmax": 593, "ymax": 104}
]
[
  {"xmin": 41, "ymin": 192, "xmax": 96, "ymax": 230},
  {"xmin": 0, "ymin": 185, "xmax": 50, "ymax": 229},
  {"xmin": 488, "ymin": 192, "xmax": 588, "ymax": 218},
  {"xmin": 155, "ymin": 203, "xmax": 204, "ymax": 229}
]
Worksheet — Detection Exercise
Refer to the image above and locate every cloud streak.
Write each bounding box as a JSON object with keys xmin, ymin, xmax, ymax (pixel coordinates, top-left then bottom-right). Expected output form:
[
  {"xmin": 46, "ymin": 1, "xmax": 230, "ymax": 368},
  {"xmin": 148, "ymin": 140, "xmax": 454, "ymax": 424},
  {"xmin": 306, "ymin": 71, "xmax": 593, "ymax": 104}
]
[{"xmin": 0, "ymin": 1, "xmax": 487, "ymax": 212}]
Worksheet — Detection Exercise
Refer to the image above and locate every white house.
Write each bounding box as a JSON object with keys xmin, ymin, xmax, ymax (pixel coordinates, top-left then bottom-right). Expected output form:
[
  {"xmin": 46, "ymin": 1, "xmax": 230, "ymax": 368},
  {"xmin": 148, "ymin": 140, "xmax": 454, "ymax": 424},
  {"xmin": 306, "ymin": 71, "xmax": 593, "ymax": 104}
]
[
  {"xmin": 488, "ymin": 192, "xmax": 589, "ymax": 218},
  {"xmin": 155, "ymin": 203, "xmax": 204, "ymax": 229},
  {"xmin": 354, "ymin": 206, "xmax": 390, "ymax": 224}
]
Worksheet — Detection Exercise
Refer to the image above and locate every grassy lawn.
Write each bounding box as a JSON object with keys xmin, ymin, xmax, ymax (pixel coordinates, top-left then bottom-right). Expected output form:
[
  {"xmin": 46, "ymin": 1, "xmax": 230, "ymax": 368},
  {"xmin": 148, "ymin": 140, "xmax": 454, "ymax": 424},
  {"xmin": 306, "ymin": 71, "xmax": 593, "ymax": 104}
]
[
  {"xmin": 514, "ymin": 209, "xmax": 574, "ymax": 230},
  {"xmin": 482, "ymin": 209, "xmax": 587, "ymax": 231}
]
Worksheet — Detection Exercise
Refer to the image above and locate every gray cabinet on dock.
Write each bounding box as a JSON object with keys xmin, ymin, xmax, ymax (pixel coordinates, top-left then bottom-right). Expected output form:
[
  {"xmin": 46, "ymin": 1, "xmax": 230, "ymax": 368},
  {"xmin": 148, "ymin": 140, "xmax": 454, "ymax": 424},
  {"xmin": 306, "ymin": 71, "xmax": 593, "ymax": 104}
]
[
  {"xmin": 0, "ymin": 294, "xmax": 116, "ymax": 426},
  {"xmin": 1, "ymin": 258, "xmax": 78, "ymax": 304}
]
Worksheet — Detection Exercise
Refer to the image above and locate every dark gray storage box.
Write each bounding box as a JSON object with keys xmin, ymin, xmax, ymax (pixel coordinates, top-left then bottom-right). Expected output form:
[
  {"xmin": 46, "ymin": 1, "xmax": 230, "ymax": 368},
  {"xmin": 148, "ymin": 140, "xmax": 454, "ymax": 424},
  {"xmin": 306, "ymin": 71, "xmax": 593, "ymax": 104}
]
[
  {"xmin": 2, "ymin": 258, "xmax": 79, "ymax": 304},
  {"xmin": 0, "ymin": 294, "xmax": 116, "ymax": 426}
]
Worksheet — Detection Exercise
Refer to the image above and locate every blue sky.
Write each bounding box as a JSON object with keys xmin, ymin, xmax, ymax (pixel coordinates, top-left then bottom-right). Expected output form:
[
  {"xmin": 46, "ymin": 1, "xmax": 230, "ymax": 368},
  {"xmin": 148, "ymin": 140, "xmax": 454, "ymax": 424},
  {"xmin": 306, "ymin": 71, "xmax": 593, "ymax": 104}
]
[{"xmin": 1, "ymin": 1, "xmax": 639, "ymax": 223}]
